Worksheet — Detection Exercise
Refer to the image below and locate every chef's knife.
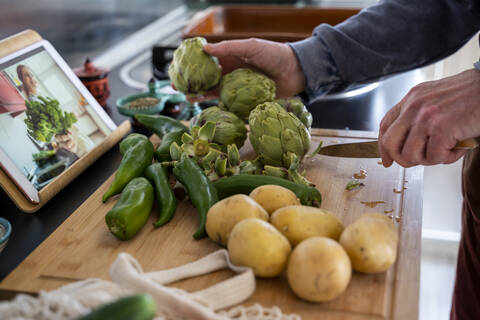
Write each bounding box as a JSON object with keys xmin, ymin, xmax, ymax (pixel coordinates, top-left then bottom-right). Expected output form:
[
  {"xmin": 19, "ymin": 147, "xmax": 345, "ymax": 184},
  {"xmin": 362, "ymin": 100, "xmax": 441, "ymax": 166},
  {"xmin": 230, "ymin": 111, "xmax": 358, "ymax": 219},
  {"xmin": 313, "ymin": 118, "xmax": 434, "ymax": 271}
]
[{"xmin": 317, "ymin": 138, "xmax": 480, "ymax": 158}]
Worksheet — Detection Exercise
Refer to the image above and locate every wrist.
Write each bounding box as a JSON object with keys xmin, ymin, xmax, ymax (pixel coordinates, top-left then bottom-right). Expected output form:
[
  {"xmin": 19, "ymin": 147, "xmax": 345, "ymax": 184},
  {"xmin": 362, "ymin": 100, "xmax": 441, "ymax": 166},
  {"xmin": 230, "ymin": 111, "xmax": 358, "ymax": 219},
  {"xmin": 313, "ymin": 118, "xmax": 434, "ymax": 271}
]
[{"xmin": 279, "ymin": 45, "xmax": 305, "ymax": 97}]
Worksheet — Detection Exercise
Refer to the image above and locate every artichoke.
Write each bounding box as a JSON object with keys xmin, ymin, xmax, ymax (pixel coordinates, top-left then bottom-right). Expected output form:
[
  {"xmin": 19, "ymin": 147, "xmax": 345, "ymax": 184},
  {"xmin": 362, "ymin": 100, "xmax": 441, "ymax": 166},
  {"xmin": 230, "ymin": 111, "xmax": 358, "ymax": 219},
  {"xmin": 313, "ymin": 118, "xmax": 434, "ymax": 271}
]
[
  {"xmin": 168, "ymin": 37, "xmax": 221, "ymax": 95},
  {"xmin": 219, "ymin": 68, "xmax": 276, "ymax": 119},
  {"xmin": 249, "ymin": 102, "xmax": 311, "ymax": 167},
  {"xmin": 190, "ymin": 106, "xmax": 247, "ymax": 149},
  {"xmin": 275, "ymin": 97, "xmax": 313, "ymax": 129}
]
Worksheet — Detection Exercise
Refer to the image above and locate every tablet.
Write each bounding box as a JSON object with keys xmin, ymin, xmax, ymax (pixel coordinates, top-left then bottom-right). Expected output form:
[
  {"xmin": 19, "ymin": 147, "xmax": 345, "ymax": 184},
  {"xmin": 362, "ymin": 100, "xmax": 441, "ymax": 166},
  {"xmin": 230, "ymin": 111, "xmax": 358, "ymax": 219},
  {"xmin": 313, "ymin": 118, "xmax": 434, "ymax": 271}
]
[{"xmin": 0, "ymin": 40, "xmax": 117, "ymax": 203}]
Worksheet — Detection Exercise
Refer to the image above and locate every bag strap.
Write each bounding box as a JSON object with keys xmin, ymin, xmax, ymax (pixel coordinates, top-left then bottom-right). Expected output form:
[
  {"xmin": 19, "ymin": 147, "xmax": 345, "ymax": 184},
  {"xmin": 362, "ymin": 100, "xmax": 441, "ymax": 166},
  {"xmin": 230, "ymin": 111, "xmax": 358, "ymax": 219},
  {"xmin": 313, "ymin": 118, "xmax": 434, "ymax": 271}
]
[{"xmin": 110, "ymin": 250, "xmax": 255, "ymax": 315}]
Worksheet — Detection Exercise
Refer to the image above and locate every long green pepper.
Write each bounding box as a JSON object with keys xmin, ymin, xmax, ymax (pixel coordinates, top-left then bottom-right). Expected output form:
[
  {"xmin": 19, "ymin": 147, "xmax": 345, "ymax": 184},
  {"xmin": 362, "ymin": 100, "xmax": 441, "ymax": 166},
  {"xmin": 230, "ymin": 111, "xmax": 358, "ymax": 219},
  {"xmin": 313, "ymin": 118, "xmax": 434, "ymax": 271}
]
[
  {"xmin": 105, "ymin": 177, "xmax": 154, "ymax": 240},
  {"xmin": 144, "ymin": 163, "xmax": 177, "ymax": 227},
  {"xmin": 119, "ymin": 133, "xmax": 149, "ymax": 155},
  {"xmin": 154, "ymin": 129, "xmax": 187, "ymax": 162},
  {"xmin": 173, "ymin": 155, "xmax": 218, "ymax": 239},
  {"xmin": 103, "ymin": 134, "xmax": 154, "ymax": 202},
  {"xmin": 134, "ymin": 114, "xmax": 188, "ymax": 138}
]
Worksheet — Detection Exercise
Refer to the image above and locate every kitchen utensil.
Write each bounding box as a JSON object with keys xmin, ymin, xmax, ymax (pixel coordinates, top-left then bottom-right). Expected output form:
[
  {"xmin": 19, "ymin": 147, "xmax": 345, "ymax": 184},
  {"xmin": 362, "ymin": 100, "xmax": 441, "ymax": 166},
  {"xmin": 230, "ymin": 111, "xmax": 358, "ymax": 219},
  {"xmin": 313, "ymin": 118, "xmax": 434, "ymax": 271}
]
[
  {"xmin": 116, "ymin": 79, "xmax": 170, "ymax": 117},
  {"xmin": 74, "ymin": 58, "xmax": 110, "ymax": 107},
  {"xmin": 317, "ymin": 138, "xmax": 480, "ymax": 158}
]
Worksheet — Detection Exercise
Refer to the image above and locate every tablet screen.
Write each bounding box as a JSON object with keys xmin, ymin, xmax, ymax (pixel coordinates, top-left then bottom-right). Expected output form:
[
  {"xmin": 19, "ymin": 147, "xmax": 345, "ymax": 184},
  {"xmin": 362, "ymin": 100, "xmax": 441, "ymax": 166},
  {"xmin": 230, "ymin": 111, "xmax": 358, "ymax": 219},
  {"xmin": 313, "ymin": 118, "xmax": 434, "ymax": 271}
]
[{"xmin": 0, "ymin": 43, "xmax": 114, "ymax": 191}]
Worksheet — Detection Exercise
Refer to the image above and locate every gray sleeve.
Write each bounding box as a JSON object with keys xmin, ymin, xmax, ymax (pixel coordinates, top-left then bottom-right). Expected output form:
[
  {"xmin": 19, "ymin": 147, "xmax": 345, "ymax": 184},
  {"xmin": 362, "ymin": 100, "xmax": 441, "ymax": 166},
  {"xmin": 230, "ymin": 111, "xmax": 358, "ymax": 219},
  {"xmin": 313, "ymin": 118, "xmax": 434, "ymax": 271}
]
[{"xmin": 289, "ymin": 0, "xmax": 480, "ymax": 99}]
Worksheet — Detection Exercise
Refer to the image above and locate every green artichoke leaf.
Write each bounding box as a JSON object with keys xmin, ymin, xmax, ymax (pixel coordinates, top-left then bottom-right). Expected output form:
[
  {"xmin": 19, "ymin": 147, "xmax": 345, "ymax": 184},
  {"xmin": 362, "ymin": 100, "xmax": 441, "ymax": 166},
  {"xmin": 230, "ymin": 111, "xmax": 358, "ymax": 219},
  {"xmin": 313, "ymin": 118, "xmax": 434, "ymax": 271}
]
[
  {"xmin": 181, "ymin": 143, "xmax": 195, "ymax": 157},
  {"xmin": 238, "ymin": 160, "xmax": 257, "ymax": 174},
  {"xmin": 169, "ymin": 142, "xmax": 182, "ymax": 161},
  {"xmin": 263, "ymin": 165, "xmax": 288, "ymax": 179},
  {"xmin": 261, "ymin": 117, "xmax": 282, "ymax": 139},
  {"xmin": 275, "ymin": 97, "xmax": 313, "ymax": 129},
  {"xmin": 215, "ymin": 156, "xmax": 227, "ymax": 176},
  {"xmin": 227, "ymin": 144, "xmax": 240, "ymax": 166},
  {"xmin": 280, "ymin": 129, "xmax": 309, "ymax": 163},
  {"xmin": 190, "ymin": 107, "xmax": 247, "ymax": 149},
  {"xmin": 258, "ymin": 134, "xmax": 283, "ymax": 167},
  {"xmin": 198, "ymin": 121, "xmax": 216, "ymax": 142},
  {"xmin": 219, "ymin": 68, "xmax": 276, "ymax": 119},
  {"xmin": 181, "ymin": 132, "xmax": 193, "ymax": 145}
]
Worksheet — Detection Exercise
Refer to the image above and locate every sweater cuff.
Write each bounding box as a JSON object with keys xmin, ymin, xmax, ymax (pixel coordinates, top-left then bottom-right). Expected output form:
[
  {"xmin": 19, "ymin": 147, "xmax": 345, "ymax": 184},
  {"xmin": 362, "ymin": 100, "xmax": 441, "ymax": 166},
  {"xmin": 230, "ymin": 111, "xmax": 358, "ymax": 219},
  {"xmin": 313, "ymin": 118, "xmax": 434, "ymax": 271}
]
[{"xmin": 288, "ymin": 32, "xmax": 342, "ymax": 100}]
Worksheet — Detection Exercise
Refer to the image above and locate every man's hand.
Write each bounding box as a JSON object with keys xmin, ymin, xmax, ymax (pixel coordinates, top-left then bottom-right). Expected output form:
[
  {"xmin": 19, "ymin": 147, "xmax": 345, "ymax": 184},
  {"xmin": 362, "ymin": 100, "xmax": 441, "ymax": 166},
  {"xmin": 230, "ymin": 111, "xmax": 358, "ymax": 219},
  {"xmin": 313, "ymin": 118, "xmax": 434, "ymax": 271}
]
[
  {"xmin": 204, "ymin": 38, "xmax": 305, "ymax": 98},
  {"xmin": 379, "ymin": 69, "xmax": 480, "ymax": 168}
]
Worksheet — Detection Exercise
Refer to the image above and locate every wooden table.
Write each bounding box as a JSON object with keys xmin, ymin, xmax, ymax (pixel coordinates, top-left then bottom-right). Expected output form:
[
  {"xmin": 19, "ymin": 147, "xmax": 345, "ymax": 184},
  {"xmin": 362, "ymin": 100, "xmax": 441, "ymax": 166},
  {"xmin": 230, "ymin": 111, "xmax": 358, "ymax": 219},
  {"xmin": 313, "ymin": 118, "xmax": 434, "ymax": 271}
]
[{"xmin": 0, "ymin": 128, "xmax": 423, "ymax": 319}]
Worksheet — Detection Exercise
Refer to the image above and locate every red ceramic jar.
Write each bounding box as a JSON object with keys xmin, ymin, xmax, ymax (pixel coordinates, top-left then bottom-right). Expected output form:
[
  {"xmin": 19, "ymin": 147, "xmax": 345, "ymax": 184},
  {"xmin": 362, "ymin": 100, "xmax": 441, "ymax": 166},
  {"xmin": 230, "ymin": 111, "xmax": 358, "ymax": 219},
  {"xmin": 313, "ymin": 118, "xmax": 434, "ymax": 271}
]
[{"xmin": 74, "ymin": 58, "xmax": 110, "ymax": 107}]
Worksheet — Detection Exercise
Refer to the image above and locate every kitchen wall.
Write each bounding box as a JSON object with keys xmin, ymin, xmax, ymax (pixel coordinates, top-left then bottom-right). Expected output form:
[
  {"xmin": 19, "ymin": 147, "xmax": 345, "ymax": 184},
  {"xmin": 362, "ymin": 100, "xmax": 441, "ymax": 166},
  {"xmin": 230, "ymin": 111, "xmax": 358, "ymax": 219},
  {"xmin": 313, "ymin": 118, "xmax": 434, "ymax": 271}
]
[{"xmin": 418, "ymin": 32, "xmax": 479, "ymax": 320}]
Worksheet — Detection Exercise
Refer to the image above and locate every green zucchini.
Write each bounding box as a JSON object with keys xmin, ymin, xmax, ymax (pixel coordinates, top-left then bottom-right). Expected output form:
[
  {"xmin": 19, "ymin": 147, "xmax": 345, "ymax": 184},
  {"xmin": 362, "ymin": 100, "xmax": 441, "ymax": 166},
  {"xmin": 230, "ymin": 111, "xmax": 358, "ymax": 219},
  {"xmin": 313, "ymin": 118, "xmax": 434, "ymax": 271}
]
[
  {"xmin": 213, "ymin": 174, "xmax": 322, "ymax": 207},
  {"xmin": 76, "ymin": 294, "xmax": 156, "ymax": 320}
]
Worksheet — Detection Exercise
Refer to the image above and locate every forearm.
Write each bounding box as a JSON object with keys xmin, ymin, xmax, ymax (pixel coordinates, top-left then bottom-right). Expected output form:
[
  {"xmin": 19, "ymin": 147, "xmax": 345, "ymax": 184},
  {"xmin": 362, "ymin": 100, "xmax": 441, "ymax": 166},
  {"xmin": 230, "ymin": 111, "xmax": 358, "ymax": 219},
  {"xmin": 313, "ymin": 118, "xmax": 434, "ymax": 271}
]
[{"xmin": 290, "ymin": 0, "xmax": 480, "ymax": 98}]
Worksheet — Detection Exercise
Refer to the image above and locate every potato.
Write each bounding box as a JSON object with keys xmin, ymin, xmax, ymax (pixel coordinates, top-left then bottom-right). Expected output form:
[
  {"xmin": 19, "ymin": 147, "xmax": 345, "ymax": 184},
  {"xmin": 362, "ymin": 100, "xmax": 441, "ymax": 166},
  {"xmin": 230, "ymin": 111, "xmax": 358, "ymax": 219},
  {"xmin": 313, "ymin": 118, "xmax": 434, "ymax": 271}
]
[
  {"xmin": 249, "ymin": 185, "xmax": 301, "ymax": 215},
  {"xmin": 206, "ymin": 194, "xmax": 268, "ymax": 246},
  {"xmin": 340, "ymin": 213, "xmax": 398, "ymax": 273},
  {"xmin": 228, "ymin": 218, "xmax": 291, "ymax": 278},
  {"xmin": 287, "ymin": 237, "xmax": 351, "ymax": 302},
  {"xmin": 270, "ymin": 206, "xmax": 344, "ymax": 246}
]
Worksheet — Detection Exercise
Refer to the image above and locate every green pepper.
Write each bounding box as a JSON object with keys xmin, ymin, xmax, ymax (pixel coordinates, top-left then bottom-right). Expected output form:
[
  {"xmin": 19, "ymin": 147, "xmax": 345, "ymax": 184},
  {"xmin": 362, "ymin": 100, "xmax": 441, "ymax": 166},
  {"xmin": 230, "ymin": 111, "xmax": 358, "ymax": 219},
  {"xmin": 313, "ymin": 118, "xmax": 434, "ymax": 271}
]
[
  {"xmin": 144, "ymin": 163, "xmax": 176, "ymax": 227},
  {"xmin": 119, "ymin": 133, "xmax": 150, "ymax": 155},
  {"xmin": 103, "ymin": 135, "xmax": 154, "ymax": 202},
  {"xmin": 105, "ymin": 177, "xmax": 154, "ymax": 240},
  {"xmin": 173, "ymin": 155, "xmax": 219, "ymax": 239},
  {"xmin": 134, "ymin": 114, "xmax": 188, "ymax": 138},
  {"xmin": 213, "ymin": 174, "xmax": 322, "ymax": 207},
  {"xmin": 154, "ymin": 129, "xmax": 187, "ymax": 162},
  {"xmin": 76, "ymin": 294, "xmax": 156, "ymax": 320}
]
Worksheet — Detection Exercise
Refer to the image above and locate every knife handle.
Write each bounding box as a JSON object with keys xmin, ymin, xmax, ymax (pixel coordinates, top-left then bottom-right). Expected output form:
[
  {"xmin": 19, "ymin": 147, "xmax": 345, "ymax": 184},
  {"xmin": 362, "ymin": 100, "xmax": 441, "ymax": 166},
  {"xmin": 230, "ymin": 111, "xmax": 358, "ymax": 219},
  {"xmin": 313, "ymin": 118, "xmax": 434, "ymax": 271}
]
[{"xmin": 455, "ymin": 137, "xmax": 480, "ymax": 149}]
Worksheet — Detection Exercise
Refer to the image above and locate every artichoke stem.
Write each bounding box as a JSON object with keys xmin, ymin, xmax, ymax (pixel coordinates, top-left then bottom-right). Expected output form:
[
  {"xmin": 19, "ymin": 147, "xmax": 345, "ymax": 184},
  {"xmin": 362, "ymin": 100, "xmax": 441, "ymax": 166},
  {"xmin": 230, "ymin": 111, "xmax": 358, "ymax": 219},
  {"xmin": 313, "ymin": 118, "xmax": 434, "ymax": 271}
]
[{"xmin": 193, "ymin": 139, "xmax": 210, "ymax": 156}]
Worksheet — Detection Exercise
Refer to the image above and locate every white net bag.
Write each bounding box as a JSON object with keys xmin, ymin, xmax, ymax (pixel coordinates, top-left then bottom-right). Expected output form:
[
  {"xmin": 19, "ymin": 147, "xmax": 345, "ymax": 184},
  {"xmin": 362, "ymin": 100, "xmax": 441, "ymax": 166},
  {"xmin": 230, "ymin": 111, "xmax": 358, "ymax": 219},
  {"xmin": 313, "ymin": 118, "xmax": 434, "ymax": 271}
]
[{"xmin": 0, "ymin": 250, "xmax": 300, "ymax": 320}]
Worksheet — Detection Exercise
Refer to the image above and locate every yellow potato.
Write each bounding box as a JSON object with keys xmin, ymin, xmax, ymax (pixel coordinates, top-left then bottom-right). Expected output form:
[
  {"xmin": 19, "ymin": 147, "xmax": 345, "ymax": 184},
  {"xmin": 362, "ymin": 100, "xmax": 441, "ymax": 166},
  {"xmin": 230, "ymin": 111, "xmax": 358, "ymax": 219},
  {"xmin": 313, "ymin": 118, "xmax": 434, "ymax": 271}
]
[
  {"xmin": 340, "ymin": 213, "xmax": 398, "ymax": 273},
  {"xmin": 228, "ymin": 218, "xmax": 291, "ymax": 278},
  {"xmin": 206, "ymin": 194, "xmax": 268, "ymax": 246},
  {"xmin": 270, "ymin": 206, "xmax": 344, "ymax": 246},
  {"xmin": 249, "ymin": 185, "xmax": 301, "ymax": 215},
  {"xmin": 287, "ymin": 237, "xmax": 351, "ymax": 302}
]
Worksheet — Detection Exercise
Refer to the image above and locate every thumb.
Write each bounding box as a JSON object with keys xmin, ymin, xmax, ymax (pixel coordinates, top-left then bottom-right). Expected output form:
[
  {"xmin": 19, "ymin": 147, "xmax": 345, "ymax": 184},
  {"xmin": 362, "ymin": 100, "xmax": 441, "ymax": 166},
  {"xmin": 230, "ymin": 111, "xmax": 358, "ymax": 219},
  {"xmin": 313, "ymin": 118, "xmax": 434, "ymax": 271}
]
[{"xmin": 203, "ymin": 42, "xmax": 222, "ymax": 56}]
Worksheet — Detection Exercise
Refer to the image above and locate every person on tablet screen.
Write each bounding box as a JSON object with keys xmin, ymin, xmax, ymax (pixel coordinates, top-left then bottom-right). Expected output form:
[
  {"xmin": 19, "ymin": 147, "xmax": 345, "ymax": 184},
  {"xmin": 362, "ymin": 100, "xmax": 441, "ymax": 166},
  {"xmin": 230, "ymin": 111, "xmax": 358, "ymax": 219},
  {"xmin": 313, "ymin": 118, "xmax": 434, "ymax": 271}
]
[
  {"xmin": 16, "ymin": 65, "xmax": 38, "ymax": 100},
  {"xmin": 17, "ymin": 65, "xmax": 92, "ymax": 160}
]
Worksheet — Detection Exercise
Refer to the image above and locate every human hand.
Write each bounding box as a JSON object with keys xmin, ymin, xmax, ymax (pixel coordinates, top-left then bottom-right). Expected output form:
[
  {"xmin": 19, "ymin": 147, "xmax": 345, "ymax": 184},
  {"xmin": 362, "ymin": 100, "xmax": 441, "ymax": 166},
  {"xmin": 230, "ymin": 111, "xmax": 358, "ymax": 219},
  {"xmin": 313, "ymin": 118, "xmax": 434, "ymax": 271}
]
[
  {"xmin": 204, "ymin": 38, "xmax": 305, "ymax": 98},
  {"xmin": 379, "ymin": 69, "xmax": 480, "ymax": 168},
  {"xmin": 55, "ymin": 132, "xmax": 76, "ymax": 152}
]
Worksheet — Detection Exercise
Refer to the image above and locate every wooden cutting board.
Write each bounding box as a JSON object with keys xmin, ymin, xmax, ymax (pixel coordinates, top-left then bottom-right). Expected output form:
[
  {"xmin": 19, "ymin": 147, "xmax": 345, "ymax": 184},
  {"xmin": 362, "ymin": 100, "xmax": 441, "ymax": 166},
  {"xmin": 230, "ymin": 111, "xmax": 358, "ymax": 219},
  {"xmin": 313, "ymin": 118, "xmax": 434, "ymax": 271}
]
[{"xmin": 0, "ymin": 128, "xmax": 422, "ymax": 320}]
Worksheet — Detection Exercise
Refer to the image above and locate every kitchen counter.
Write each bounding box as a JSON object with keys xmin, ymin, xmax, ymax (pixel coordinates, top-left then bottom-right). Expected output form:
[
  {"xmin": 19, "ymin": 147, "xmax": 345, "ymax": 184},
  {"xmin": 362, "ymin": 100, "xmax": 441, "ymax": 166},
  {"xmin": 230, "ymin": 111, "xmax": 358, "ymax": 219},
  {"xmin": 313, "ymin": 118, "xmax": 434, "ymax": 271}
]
[{"xmin": 1, "ymin": 0, "xmax": 420, "ymax": 291}]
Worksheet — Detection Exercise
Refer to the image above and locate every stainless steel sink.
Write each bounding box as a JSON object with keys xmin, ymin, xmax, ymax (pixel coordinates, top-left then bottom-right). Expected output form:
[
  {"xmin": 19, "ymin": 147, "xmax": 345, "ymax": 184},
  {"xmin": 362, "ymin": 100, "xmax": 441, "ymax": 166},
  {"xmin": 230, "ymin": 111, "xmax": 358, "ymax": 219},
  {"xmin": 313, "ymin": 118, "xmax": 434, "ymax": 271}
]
[{"xmin": 307, "ymin": 69, "xmax": 424, "ymax": 131}]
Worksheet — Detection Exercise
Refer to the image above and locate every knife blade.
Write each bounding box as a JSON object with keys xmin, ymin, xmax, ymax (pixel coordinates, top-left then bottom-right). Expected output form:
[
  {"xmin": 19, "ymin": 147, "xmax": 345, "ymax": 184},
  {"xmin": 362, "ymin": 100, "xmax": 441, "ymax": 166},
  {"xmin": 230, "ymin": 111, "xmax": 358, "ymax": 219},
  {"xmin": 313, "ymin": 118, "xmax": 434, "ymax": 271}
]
[
  {"xmin": 318, "ymin": 141, "xmax": 381, "ymax": 158},
  {"xmin": 317, "ymin": 138, "xmax": 480, "ymax": 158}
]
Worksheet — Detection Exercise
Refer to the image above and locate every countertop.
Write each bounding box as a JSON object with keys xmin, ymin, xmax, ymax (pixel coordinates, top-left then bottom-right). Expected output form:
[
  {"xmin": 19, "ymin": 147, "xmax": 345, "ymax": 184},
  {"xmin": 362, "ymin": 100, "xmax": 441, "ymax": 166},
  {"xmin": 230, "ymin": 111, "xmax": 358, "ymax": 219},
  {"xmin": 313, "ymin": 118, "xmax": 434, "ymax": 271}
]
[{"xmin": 0, "ymin": 0, "xmax": 417, "ymax": 287}]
